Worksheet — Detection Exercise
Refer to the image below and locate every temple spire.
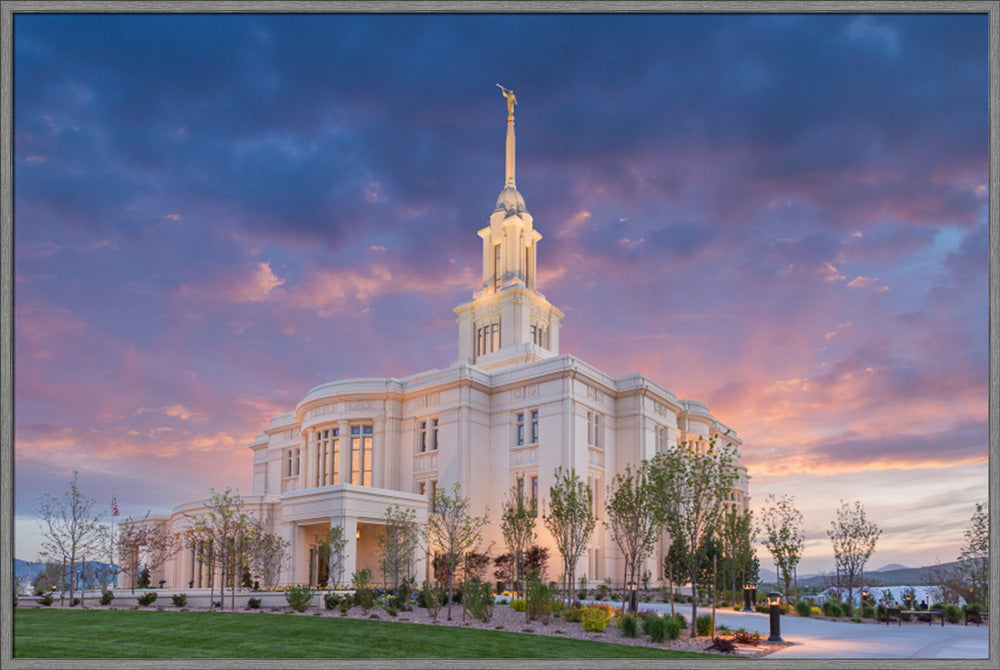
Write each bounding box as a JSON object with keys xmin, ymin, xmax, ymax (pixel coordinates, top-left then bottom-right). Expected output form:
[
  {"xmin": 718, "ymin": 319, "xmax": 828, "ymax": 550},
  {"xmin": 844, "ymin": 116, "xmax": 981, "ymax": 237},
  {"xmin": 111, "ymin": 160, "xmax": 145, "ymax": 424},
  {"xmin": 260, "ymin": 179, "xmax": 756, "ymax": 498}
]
[{"xmin": 498, "ymin": 84, "xmax": 517, "ymax": 187}]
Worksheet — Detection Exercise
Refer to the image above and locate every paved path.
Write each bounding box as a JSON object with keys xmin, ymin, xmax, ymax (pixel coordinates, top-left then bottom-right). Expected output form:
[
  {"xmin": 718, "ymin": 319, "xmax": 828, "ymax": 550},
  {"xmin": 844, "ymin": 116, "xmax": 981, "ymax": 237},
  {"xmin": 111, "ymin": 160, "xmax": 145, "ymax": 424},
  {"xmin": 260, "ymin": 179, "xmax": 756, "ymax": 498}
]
[{"xmin": 590, "ymin": 601, "xmax": 990, "ymax": 659}]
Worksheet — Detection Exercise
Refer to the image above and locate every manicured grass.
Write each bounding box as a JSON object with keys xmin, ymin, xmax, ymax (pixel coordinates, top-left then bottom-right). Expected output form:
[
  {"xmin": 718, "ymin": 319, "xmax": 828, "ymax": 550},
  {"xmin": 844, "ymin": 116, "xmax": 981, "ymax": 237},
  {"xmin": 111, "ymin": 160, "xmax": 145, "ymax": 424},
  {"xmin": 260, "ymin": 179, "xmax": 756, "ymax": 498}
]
[{"xmin": 14, "ymin": 609, "xmax": 721, "ymax": 659}]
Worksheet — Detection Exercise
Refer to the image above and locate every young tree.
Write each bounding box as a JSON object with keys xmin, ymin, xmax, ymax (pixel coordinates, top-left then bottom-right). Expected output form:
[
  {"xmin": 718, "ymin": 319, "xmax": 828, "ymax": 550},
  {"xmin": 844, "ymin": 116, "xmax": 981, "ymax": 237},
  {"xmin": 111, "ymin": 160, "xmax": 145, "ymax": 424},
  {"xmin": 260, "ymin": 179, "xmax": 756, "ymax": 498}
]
[
  {"xmin": 958, "ymin": 502, "xmax": 988, "ymax": 609},
  {"xmin": 758, "ymin": 494, "xmax": 804, "ymax": 602},
  {"xmin": 377, "ymin": 505, "xmax": 421, "ymax": 594},
  {"xmin": 653, "ymin": 437, "xmax": 739, "ymax": 637},
  {"xmin": 604, "ymin": 461, "xmax": 661, "ymax": 612},
  {"xmin": 719, "ymin": 506, "xmax": 755, "ymax": 606},
  {"xmin": 543, "ymin": 467, "xmax": 596, "ymax": 609},
  {"xmin": 247, "ymin": 529, "xmax": 289, "ymax": 589},
  {"xmin": 499, "ymin": 484, "xmax": 536, "ymax": 599},
  {"xmin": 317, "ymin": 525, "xmax": 349, "ymax": 589},
  {"xmin": 117, "ymin": 514, "xmax": 179, "ymax": 593},
  {"xmin": 827, "ymin": 499, "xmax": 881, "ymax": 615},
  {"xmin": 423, "ymin": 482, "xmax": 490, "ymax": 621},
  {"xmin": 36, "ymin": 471, "xmax": 108, "ymax": 607},
  {"xmin": 188, "ymin": 487, "xmax": 255, "ymax": 610}
]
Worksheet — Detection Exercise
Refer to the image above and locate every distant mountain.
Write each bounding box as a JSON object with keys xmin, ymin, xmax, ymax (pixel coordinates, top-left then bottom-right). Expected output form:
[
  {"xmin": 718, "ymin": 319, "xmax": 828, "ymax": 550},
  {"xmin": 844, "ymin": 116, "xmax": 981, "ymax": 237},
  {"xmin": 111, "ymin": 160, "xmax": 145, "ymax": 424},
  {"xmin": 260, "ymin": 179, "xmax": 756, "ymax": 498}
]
[
  {"xmin": 793, "ymin": 560, "xmax": 964, "ymax": 588},
  {"xmin": 14, "ymin": 558, "xmax": 115, "ymax": 590},
  {"xmin": 874, "ymin": 563, "xmax": 909, "ymax": 572}
]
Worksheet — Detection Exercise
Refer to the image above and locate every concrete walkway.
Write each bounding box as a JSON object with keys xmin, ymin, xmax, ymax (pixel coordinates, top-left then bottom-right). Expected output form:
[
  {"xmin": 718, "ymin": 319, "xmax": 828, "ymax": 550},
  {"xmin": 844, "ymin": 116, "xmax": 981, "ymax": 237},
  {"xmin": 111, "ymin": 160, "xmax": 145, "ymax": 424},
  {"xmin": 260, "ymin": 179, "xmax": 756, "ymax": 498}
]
[{"xmin": 593, "ymin": 601, "xmax": 990, "ymax": 659}]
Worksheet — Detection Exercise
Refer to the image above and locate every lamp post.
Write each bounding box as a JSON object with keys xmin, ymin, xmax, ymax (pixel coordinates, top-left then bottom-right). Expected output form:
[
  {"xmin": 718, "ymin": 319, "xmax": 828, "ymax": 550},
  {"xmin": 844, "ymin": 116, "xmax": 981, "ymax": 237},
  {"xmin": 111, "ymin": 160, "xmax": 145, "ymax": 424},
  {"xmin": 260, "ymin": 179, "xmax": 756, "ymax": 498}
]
[
  {"xmin": 767, "ymin": 591, "xmax": 784, "ymax": 642},
  {"xmin": 627, "ymin": 580, "xmax": 638, "ymax": 614},
  {"xmin": 743, "ymin": 582, "xmax": 756, "ymax": 611},
  {"xmin": 861, "ymin": 589, "xmax": 870, "ymax": 604}
]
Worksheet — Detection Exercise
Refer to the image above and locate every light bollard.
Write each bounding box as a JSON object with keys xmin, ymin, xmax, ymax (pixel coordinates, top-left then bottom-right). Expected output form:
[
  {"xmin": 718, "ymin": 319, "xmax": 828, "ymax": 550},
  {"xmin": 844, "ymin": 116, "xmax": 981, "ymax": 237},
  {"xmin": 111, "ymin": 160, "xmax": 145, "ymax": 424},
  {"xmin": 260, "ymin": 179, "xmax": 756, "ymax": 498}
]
[
  {"xmin": 743, "ymin": 582, "xmax": 755, "ymax": 611},
  {"xmin": 627, "ymin": 580, "xmax": 638, "ymax": 614},
  {"xmin": 767, "ymin": 591, "xmax": 784, "ymax": 642}
]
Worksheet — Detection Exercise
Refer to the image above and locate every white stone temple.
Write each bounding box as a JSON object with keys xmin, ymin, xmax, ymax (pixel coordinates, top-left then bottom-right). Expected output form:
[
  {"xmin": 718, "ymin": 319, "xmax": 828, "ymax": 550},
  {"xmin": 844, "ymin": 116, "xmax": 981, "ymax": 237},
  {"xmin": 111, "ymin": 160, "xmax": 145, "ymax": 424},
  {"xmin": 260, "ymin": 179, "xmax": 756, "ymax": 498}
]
[{"xmin": 133, "ymin": 89, "xmax": 750, "ymax": 590}]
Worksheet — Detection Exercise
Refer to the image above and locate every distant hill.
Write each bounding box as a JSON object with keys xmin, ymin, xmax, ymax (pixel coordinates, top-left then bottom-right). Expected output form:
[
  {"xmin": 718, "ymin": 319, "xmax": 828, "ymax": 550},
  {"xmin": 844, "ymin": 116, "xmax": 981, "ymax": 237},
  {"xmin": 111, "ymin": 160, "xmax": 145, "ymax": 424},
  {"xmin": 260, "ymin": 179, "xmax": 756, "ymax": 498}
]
[
  {"xmin": 793, "ymin": 560, "xmax": 964, "ymax": 588},
  {"xmin": 14, "ymin": 558, "xmax": 115, "ymax": 591},
  {"xmin": 874, "ymin": 563, "xmax": 909, "ymax": 572}
]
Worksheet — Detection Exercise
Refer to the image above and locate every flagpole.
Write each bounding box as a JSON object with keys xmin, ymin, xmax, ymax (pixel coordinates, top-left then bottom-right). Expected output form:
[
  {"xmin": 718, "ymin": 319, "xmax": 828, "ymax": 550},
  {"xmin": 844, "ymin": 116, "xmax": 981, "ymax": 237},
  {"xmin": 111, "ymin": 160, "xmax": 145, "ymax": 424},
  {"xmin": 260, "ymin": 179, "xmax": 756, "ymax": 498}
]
[{"xmin": 111, "ymin": 491, "xmax": 117, "ymax": 589}]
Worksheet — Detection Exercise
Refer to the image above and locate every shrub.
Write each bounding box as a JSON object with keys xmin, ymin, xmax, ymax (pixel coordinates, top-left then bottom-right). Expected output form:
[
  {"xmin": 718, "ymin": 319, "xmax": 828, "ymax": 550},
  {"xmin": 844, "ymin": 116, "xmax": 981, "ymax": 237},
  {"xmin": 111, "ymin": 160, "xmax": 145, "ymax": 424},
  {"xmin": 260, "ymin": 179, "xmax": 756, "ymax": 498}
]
[
  {"xmin": 136, "ymin": 592, "xmax": 158, "ymax": 607},
  {"xmin": 734, "ymin": 628, "xmax": 760, "ymax": 646},
  {"xmin": 581, "ymin": 604, "xmax": 611, "ymax": 632},
  {"xmin": 663, "ymin": 615, "xmax": 682, "ymax": 640},
  {"xmin": 284, "ymin": 585, "xmax": 313, "ymax": 612},
  {"xmin": 861, "ymin": 603, "xmax": 875, "ymax": 619},
  {"xmin": 562, "ymin": 607, "xmax": 584, "ymax": 623},
  {"xmin": 620, "ymin": 613, "xmax": 638, "ymax": 637},
  {"xmin": 419, "ymin": 581, "xmax": 442, "ymax": 621},
  {"xmin": 171, "ymin": 593, "xmax": 187, "ymax": 608},
  {"xmin": 247, "ymin": 598, "xmax": 261, "ymax": 609},
  {"xmin": 822, "ymin": 600, "xmax": 841, "ymax": 617},
  {"xmin": 464, "ymin": 579, "xmax": 495, "ymax": 623},
  {"xmin": 708, "ymin": 637, "xmax": 736, "ymax": 653},
  {"xmin": 137, "ymin": 568, "xmax": 151, "ymax": 589},
  {"xmin": 732, "ymin": 604, "xmax": 741, "ymax": 612},
  {"xmin": 324, "ymin": 593, "xmax": 341, "ymax": 610},
  {"xmin": 696, "ymin": 614, "xmax": 714, "ymax": 637},
  {"xmin": 672, "ymin": 612, "xmax": 688, "ymax": 630},
  {"xmin": 755, "ymin": 603, "xmax": 769, "ymax": 614},
  {"xmin": 795, "ymin": 600, "xmax": 812, "ymax": 617},
  {"xmin": 353, "ymin": 588, "xmax": 374, "ymax": 612},
  {"xmin": 943, "ymin": 604, "xmax": 962, "ymax": 623},
  {"xmin": 396, "ymin": 577, "xmax": 415, "ymax": 611},
  {"xmin": 577, "ymin": 590, "xmax": 587, "ymax": 601},
  {"xmin": 510, "ymin": 598, "xmax": 527, "ymax": 612},
  {"xmin": 100, "ymin": 591, "xmax": 114, "ymax": 606},
  {"xmin": 641, "ymin": 614, "xmax": 666, "ymax": 642},
  {"xmin": 595, "ymin": 584, "xmax": 609, "ymax": 601},
  {"xmin": 39, "ymin": 593, "xmax": 53, "ymax": 606},
  {"xmin": 385, "ymin": 603, "xmax": 398, "ymax": 617},
  {"xmin": 811, "ymin": 606, "xmax": 822, "ymax": 616},
  {"xmin": 71, "ymin": 598, "xmax": 80, "ymax": 607}
]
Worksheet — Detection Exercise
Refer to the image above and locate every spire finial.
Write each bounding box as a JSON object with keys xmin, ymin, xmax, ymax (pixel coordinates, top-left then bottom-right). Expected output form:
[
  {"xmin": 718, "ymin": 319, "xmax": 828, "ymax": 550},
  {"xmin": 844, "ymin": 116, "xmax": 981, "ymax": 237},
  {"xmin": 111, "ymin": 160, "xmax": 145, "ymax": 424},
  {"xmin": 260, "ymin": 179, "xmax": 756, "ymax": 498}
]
[{"xmin": 497, "ymin": 84, "xmax": 516, "ymax": 122}]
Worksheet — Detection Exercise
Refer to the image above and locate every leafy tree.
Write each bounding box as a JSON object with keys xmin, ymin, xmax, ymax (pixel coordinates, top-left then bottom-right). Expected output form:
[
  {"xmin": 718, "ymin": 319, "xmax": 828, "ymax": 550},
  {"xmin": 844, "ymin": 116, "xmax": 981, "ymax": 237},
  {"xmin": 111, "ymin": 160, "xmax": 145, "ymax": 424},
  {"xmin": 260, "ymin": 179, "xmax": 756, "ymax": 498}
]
[
  {"xmin": 604, "ymin": 461, "xmax": 661, "ymax": 612},
  {"xmin": 36, "ymin": 471, "xmax": 108, "ymax": 607},
  {"xmin": 317, "ymin": 525, "xmax": 349, "ymax": 589},
  {"xmin": 719, "ymin": 507, "xmax": 755, "ymax": 605},
  {"xmin": 653, "ymin": 437, "xmax": 739, "ymax": 637},
  {"xmin": 827, "ymin": 499, "xmax": 881, "ymax": 616},
  {"xmin": 958, "ymin": 502, "xmax": 988, "ymax": 609},
  {"xmin": 493, "ymin": 553, "xmax": 515, "ymax": 589},
  {"xmin": 758, "ymin": 494, "xmax": 804, "ymax": 602},
  {"xmin": 117, "ymin": 513, "xmax": 179, "ymax": 593},
  {"xmin": 249, "ymin": 530, "xmax": 289, "ymax": 588},
  {"xmin": 523, "ymin": 545, "xmax": 550, "ymax": 579},
  {"xmin": 499, "ymin": 484, "xmax": 536, "ymax": 598},
  {"xmin": 187, "ymin": 487, "xmax": 256, "ymax": 611},
  {"xmin": 377, "ymin": 505, "xmax": 421, "ymax": 594},
  {"xmin": 423, "ymin": 482, "xmax": 490, "ymax": 621},
  {"xmin": 543, "ymin": 467, "xmax": 596, "ymax": 608}
]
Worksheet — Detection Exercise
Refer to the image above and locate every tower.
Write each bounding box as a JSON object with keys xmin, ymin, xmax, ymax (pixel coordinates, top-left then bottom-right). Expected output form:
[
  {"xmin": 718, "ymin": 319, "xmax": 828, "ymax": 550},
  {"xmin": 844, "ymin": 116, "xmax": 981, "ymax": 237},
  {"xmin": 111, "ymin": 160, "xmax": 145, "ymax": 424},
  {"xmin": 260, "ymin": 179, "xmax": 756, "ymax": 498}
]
[{"xmin": 454, "ymin": 86, "xmax": 564, "ymax": 371}]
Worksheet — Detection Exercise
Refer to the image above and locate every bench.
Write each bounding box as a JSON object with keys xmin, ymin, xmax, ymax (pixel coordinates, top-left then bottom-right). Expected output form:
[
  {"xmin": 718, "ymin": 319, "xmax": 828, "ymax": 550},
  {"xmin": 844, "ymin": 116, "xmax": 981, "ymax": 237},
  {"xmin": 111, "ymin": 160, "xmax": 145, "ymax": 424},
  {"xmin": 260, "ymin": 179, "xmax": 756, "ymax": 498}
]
[
  {"xmin": 964, "ymin": 610, "xmax": 986, "ymax": 627},
  {"xmin": 885, "ymin": 608, "xmax": 945, "ymax": 626}
]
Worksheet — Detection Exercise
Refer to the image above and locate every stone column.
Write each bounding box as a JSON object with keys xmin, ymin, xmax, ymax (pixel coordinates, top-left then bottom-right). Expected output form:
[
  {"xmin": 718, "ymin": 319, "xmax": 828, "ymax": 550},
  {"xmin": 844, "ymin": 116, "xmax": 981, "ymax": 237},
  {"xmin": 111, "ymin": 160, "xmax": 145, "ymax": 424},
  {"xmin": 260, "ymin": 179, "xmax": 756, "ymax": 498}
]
[{"xmin": 373, "ymin": 417, "xmax": 386, "ymax": 489}]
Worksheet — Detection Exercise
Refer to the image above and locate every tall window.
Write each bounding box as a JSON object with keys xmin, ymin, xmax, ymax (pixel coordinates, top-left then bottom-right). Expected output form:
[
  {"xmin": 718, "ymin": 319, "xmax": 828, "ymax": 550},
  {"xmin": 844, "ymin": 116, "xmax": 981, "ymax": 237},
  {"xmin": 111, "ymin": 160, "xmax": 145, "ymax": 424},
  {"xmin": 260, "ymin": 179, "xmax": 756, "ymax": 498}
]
[
  {"xmin": 530, "ymin": 323, "xmax": 547, "ymax": 348},
  {"xmin": 516, "ymin": 474, "xmax": 525, "ymax": 502},
  {"xmin": 476, "ymin": 321, "xmax": 501, "ymax": 358},
  {"xmin": 286, "ymin": 448, "xmax": 300, "ymax": 477},
  {"xmin": 515, "ymin": 412, "xmax": 525, "ymax": 446},
  {"xmin": 351, "ymin": 425, "xmax": 374, "ymax": 486},
  {"xmin": 587, "ymin": 411, "xmax": 602, "ymax": 449},
  {"xmin": 530, "ymin": 475, "xmax": 538, "ymax": 517},
  {"xmin": 316, "ymin": 430, "xmax": 329, "ymax": 487},
  {"xmin": 432, "ymin": 418, "xmax": 439, "ymax": 450},
  {"xmin": 419, "ymin": 421, "xmax": 427, "ymax": 453},
  {"xmin": 530, "ymin": 410, "xmax": 539, "ymax": 443}
]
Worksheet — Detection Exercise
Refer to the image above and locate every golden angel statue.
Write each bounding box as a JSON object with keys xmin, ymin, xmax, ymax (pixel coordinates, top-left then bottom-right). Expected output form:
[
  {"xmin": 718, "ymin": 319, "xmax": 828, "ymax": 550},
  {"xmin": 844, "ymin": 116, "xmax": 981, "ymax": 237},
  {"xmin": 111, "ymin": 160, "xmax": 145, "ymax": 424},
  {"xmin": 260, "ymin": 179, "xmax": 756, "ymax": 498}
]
[{"xmin": 497, "ymin": 84, "xmax": 517, "ymax": 120}]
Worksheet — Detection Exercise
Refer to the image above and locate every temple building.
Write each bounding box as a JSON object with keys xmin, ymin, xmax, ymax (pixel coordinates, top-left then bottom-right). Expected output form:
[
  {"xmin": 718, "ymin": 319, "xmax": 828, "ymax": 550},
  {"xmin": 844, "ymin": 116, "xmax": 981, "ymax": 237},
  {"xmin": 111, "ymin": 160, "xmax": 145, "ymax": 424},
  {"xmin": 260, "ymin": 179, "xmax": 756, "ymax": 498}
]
[{"xmin": 133, "ymin": 90, "xmax": 750, "ymax": 589}]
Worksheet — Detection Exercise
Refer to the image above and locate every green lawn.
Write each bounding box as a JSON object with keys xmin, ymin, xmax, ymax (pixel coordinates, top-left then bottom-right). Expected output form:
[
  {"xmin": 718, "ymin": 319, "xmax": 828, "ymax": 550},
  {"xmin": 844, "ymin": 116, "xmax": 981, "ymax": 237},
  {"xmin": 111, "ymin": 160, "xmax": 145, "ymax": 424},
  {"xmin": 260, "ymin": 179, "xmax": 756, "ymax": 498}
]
[{"xmin": 14, "ymin": 609, "xmax": 721, "ymax": 659}]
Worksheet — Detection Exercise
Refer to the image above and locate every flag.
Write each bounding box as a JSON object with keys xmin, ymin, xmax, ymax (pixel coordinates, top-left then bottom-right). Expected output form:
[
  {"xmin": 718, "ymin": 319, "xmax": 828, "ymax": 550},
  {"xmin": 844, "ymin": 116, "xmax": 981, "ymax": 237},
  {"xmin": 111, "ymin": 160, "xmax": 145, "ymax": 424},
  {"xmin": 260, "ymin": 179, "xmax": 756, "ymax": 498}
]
[{"xmin": 112, "ymin": 496, "xmax": 119, "ymax": 517}]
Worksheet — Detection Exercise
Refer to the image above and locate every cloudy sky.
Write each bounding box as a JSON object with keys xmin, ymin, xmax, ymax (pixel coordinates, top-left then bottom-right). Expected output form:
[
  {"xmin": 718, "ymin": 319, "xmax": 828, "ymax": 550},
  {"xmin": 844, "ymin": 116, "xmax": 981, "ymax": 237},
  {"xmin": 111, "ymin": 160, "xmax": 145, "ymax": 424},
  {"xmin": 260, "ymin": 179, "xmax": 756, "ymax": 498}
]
[{"xmin": 12, "ymin": 12, "xmax": 989, "ymax": 574}]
